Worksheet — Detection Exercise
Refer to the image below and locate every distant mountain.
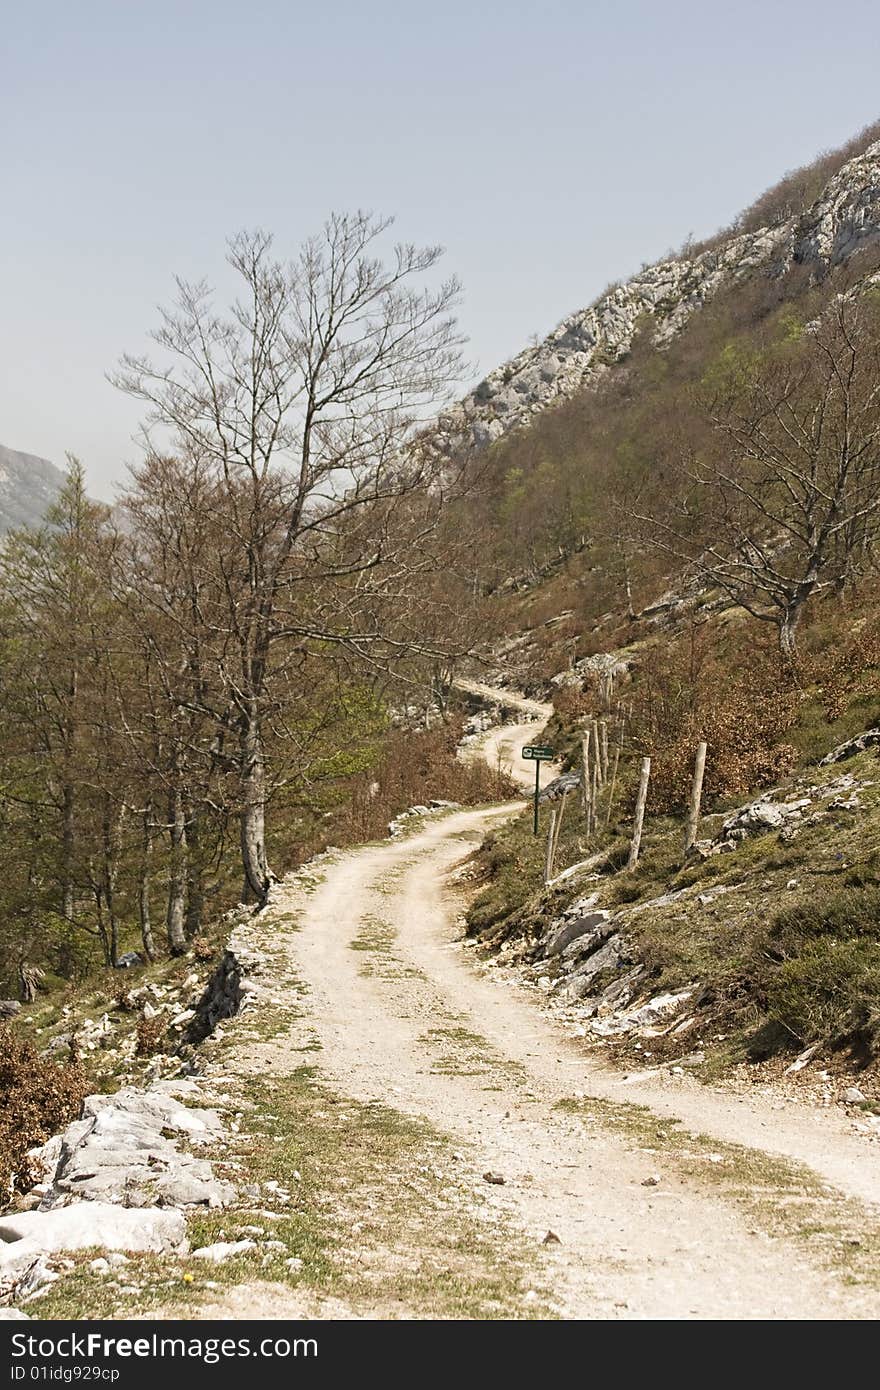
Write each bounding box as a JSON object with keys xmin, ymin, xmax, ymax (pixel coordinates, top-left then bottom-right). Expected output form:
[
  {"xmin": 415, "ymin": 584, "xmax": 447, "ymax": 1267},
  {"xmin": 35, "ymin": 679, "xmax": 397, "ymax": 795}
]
[{"xmin": 0, "ymin": 445, "xmax": 65, "ymax": 533}]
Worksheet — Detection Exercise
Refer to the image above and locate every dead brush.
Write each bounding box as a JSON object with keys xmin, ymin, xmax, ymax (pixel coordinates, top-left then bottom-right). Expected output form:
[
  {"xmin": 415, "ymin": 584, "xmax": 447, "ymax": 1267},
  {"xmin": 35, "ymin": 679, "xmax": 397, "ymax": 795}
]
[
  {"xmin": 0, "ymin": 1026, "xmax": 87, "ymax": 1197},
  {"xmin": 627, "ymin": 628, "xmax": 800, "ymax": 812},
  {"xmin": 113, "ymin": 983, "xmax": 138, "ymax": 1012},
  {"xmin": 135, "ymin": 1010, "xmax": 167, "ymax": 1057}
]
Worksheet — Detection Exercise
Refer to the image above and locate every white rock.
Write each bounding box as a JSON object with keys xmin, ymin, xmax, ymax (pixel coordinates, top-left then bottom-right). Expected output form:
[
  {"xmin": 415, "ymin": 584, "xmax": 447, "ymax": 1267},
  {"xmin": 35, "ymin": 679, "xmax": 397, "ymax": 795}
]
[
  {"xmin": 191, "ymin": 1240, "xmax": 256, "ymax": 1262},
  {"xmin": 1, "ymin": 1255, "xmax": 58, "ymax": 1304},
  {"xmin": 25, "ymin": 1134, "xmax": 63, "ymax": 1185},
  {"xmin": 785, "ymin": 1043, "xmax": 820, "ymax": 1074},
  {"xmin": 0, "ymin": 1204, "xmax": 187, "ymax": 1262},
  {"xmin": 627, "ymin": 989, "xmax": 694, "ymax": 1027}
]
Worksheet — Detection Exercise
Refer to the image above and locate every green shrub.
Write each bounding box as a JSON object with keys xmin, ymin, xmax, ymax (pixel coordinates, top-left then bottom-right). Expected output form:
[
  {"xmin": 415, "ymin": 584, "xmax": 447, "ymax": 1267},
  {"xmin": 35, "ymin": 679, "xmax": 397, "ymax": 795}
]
[
  {"xmin": 766, "ymin": 939, "xmax": 880, "ymax": 1049},
  {"xmin": 755, "ymin": 883, "xmax": 880, "ymax": 1051},
  {"xmin": 767, "ymin": 885, "xmax": 880, "ymax": 952}
]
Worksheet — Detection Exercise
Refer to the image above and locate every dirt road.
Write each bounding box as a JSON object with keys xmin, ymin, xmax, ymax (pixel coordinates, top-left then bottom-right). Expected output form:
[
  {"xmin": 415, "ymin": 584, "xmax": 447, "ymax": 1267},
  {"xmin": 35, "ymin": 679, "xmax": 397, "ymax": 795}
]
[
  {"xmin": 456, "ymin": 688, "xmax": 560, "ymax": 795},
  {"xmin": 269, "ymin": 805, "xmax": 880, "ymax": 1319},
  {"xmin": 467, "ymin": 719, "xmax": 560, "ymax": 794},
  {"xmin": 451, "ymin": 678, "xmax": 551, "ymax": 722}
]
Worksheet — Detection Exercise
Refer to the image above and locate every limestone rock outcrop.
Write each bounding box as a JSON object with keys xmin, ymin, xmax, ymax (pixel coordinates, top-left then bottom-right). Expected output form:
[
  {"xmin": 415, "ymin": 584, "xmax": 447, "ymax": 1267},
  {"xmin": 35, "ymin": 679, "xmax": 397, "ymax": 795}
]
[{"xmin": 436, "ymin": 140, "xmax": 880, "ymax": 457}]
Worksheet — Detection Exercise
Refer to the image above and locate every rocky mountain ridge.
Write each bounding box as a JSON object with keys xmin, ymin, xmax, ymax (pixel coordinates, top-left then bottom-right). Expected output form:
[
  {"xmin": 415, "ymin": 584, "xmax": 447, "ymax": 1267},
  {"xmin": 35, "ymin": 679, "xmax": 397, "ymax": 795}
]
[
  {"xmin": 0, "ymin": 445, "xmax": 64, "ymax": 533},
  {"xmin": 438, "ymin": 138, "xmax": 880, "ymax": 455}
]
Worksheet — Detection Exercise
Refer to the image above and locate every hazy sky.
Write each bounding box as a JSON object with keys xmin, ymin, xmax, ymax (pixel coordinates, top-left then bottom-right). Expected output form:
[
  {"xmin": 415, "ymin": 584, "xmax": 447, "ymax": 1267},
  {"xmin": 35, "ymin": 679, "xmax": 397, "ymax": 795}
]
[{"xmin": 3, "ymin": 0, "xmax": 879, "ymax": 500}]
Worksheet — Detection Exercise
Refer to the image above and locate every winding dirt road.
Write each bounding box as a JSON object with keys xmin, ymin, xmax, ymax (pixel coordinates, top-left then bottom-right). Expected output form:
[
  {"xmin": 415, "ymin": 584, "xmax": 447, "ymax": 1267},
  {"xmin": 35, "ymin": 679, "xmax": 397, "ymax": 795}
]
[
  {"xmin": 455, "ymin": 687, "xmax": 560, "ymax": 794},
  {"xmin": 217, "ymin": 690, "xmax": 880, "ymax": 1319},
  {"xmin": 269, "ymin": 800, "xmax": 880, "ymax": 1320}
]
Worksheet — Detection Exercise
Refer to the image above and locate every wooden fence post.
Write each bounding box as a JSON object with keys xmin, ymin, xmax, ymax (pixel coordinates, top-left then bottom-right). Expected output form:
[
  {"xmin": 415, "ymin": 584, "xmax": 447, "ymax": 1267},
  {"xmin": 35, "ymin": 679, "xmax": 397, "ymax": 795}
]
[
  {"xmin": 544, "ymin": 808, "xmax": 558, "ymax": 885},
  {"xmin": 580, "ymin": 736, "xmax": 591, "ymax": 819},
  {"xmin": 626, "ymin": 756, "xmax": 651, "ymax": 871},
  {"xmin": 591, "ymin": 720, "xmax": 604, "ymax": 785},
  {"xmin": 605, "ymin": 702, "xmax": 625, "ymax": 828},
  {"xmin": 683, "ymin": 740, "xmax": 708, "ymax": 856},
  {"xmin": 551, "ymin": 789, "xmax": 568, "ymax": 871}
]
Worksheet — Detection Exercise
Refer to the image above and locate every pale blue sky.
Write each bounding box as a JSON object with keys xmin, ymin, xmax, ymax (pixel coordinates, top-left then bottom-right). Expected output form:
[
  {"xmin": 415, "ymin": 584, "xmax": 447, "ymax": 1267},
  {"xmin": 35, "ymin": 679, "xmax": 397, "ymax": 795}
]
[{"xmin": 3, "ymin": 0, "xmax": 879, "ymax": 498}]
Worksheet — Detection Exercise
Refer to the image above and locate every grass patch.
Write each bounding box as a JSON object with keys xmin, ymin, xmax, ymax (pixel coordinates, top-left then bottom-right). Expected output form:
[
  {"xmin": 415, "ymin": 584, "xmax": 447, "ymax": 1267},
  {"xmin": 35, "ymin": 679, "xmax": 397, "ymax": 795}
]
[
  {"xmin": 350, "ymin": 914, "xmax": 397, "ymax": 955},
  {"xmin": 348, "ymin": 913, "xmax": 425, "ymax": 982},
  {"xmin": 465, "ymin": 806, "xmax": 614, "ymax": 939},
  {"xmin": 418, "ymin": 1025, "xmax": 528, "ymax": 1084},
  {"xmin": 467, "ymin": 735, "xmax": 880, "ymax": 1071},
  {"xmin": 36, "ymin": 1067, "xmax": 556, "ymax": 1321}
]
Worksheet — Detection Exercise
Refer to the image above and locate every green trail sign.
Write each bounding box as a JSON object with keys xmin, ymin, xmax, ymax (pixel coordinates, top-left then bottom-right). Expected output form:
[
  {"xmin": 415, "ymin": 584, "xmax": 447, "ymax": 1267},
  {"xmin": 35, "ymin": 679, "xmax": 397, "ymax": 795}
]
[{"xmin": 522, "ymin": 745, "xmax": 556, "ymax": 834}]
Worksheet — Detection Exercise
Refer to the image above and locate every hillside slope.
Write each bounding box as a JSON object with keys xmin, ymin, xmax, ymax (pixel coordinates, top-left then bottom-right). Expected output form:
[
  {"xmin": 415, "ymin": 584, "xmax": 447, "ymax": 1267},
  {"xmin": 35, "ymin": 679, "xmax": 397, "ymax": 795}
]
[
  {"xmin": 444, "ymin": 125, "xmax": 880, "ymax": 1091},
  {"xmin": 439, "ymin": 126, "xmax": 880, "ymax": 457},
  {"xmin": 0, "ymin": 444, "xmax": 64, "ymax": 532}
]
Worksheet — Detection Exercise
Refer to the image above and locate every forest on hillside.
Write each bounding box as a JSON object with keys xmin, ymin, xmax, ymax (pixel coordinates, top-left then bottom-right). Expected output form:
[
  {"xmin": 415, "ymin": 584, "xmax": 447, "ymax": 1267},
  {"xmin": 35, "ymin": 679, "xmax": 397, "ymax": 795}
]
[
  {"xmin": 0, "ymin": 216, "xmax": 507, "ymax": 994},
  {"xmin": 463, "ymin": 257, "xmax": 880, "ymax": 812}
]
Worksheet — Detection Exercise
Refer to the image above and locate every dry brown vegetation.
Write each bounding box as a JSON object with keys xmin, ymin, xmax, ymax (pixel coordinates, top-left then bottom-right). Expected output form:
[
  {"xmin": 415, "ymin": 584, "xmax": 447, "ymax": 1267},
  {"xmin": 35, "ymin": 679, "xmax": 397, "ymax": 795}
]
[
  {"xmin": 624, "ymin": 631, "xmax": 801, "ymax": 812},
  {"xmin": 334, "ymin": 720, "xmax": 518, "ymax": 844},
  {"xmin": 0, "ymin": 1027, "xmax": 87, "ymax": 1199},
  {"xmin": 710, "ymin": 120, "xmax": 880, "ymax": 244}
]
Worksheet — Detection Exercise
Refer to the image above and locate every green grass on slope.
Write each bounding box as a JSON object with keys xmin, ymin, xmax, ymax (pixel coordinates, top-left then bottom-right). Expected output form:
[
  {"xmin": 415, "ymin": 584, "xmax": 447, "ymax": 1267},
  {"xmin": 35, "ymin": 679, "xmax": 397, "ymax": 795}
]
[{"xmin": 466, "ymin": 746, "xmax": 880, "ymax": 1073}]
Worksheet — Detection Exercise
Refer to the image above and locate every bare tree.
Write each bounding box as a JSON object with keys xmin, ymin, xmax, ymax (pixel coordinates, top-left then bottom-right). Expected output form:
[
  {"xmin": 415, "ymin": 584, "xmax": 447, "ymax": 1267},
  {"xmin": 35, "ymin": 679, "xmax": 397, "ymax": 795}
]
[
  {"xmin": 113, "ymin": 214, "xmax": 466, "ymax": 901},
  {"xmin": 627, "ymin": 294, "xmax": 880, "ymax": 658}
]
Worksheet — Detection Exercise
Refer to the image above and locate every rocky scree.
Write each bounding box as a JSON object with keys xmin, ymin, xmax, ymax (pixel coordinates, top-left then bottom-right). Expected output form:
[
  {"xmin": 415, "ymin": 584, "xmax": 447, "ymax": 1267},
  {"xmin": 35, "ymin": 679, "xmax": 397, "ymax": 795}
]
[{"xmin": 0, "ymin": 896, "xmax": 286, "ymax": 1312}]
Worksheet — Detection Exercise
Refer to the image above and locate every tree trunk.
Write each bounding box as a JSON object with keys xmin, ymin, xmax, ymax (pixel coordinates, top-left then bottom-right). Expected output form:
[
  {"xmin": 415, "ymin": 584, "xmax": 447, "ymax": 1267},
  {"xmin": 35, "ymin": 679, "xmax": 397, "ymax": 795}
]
[
  {"xmin": 240, "ymin": 711, "xmax": 271, "ymax": 904},
  {"xmin": 101, "ymin": 797, "xmax": 120, "ymax": 967},
  {"xmin": 61, "ymin": 670, "xmax": 78, "ymax": 922},
  {"xmin": 138, "ymin": 808, "xmax": 156, "ymax": 962},
  {"xmin": 166, "ymin": 787, "xmax": 188, "ymax": 955},
  {"xmin": 61, "ymin": 781, "xmax": 75, "ymax": 921},
  {"xmin": 779, "ymin": 607, "xmax": 802, "ymax": 662},
  {"xmin": 184, "ymin": 810, "xmax": 204, "ymax": 939},
  {"xmin": 92, "ymin": 886, "xmax": 112, "ymax": 966}
]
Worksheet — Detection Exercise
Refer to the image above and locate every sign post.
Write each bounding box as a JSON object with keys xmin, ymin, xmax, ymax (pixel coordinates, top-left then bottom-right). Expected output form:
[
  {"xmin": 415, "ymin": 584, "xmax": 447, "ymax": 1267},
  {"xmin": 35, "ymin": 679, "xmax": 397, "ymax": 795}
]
[{"xmin": 522, "ymin": 744, "xmax": 555, "ymax": 836}]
